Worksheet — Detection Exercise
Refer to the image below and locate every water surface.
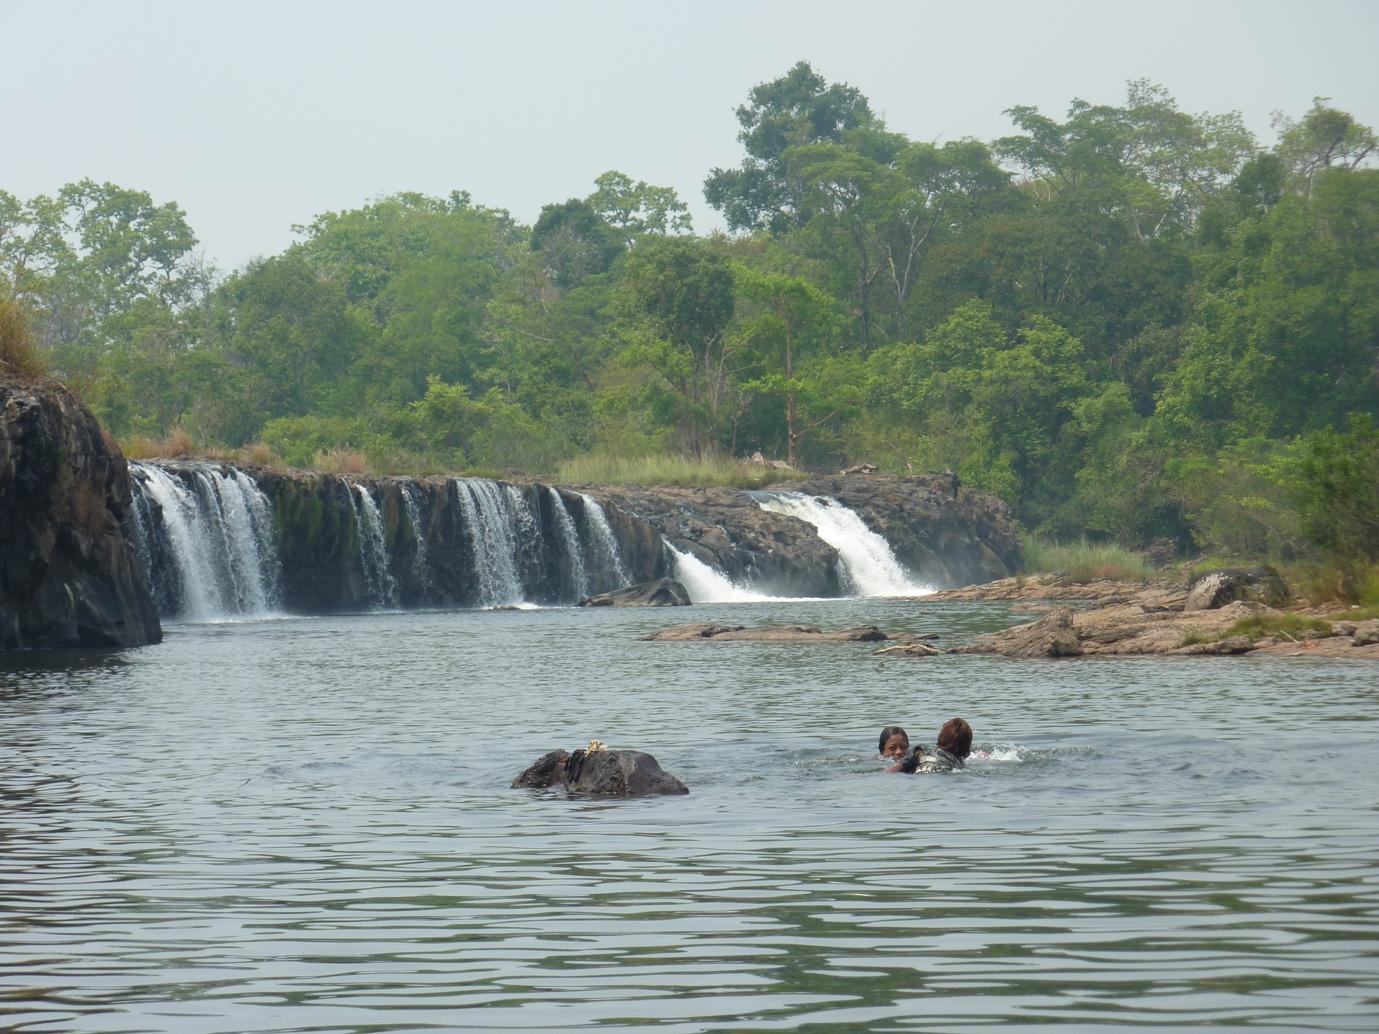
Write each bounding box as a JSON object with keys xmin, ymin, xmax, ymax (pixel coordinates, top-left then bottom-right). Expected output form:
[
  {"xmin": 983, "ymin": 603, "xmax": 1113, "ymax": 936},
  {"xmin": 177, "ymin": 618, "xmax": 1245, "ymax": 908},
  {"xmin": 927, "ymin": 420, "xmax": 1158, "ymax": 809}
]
[{"xmin": 3, "ymin": 599, "xmax": 1377, "ymax": 1032}]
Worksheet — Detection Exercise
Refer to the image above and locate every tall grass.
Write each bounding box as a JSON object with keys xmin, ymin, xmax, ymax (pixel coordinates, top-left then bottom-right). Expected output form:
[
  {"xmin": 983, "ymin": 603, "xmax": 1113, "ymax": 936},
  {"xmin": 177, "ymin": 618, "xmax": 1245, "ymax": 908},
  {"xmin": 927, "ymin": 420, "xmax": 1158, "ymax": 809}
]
[
  {"xmin": 0, "ymin": 296, "xmax": 47, "ymax": 380},
  {"xmin": 1022, "ymin": 536, "xmax": 1153, "ymax": 583},
  {"xmin": 556, "ymin": 452, "xmax": 807, "ymax": 489}
]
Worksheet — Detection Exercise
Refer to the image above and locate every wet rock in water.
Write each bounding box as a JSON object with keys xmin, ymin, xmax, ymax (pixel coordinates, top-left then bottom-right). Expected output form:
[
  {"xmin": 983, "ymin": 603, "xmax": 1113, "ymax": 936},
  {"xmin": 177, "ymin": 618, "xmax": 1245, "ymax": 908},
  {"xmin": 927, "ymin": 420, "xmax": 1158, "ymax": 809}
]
[
  {"xmin": 579, "ymin": 578, "xmax": 691, "ymax": 608},
  {"xmin": 875, "ymin": 641, "xmax": 943, "ymax": 657},
  {"xmin": 1184, "ymin": 567, "xmax": 1290, "ymax": 612},
  {"xmin": 643, "ymin": 623, "xmax": 892, "ymax": 643},
  {"xmin": 512, "ymin": 747, "xmax": 689, "ymax": 796},
  {"xmin": 953, "ymin": 607, "xmax": 1083, "ymax": 658}
]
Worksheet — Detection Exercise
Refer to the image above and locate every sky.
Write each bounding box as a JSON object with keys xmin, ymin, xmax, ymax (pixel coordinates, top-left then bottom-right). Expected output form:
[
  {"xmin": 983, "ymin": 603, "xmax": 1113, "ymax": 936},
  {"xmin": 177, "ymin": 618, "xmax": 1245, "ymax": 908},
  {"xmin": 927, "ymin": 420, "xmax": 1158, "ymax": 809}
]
[{"xmin": 6, "ymin": 0, "xmax": 1378, "ymax": 273}]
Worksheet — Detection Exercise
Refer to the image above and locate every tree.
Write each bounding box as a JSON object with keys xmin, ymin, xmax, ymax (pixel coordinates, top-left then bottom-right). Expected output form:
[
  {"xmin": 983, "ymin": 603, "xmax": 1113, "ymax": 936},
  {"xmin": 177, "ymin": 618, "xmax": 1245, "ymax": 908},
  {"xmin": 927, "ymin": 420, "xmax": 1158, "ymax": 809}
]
[
  {"xmin": 705, "ymin": 61, "xmax": 878, "ymax": 233},
  {"xmin": 1273, "ymin": 99, "xmax": 1378, "ymax": 198},
  {"xmin": 734, "ymin": 264, "xmax": 844, "ymax": 466},
  {"xmin": 622, "ymin": 237, "xmax": 735, "ymax": 454},
  {"xmin": 587, "ymin": 171, "xmax": 692, "ymax": 242}
]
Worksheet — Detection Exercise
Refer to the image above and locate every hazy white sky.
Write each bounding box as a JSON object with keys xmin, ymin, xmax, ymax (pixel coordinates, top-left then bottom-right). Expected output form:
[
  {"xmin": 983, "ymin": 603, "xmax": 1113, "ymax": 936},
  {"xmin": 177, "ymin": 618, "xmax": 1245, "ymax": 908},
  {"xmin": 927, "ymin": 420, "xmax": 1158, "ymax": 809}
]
[{"xmin": 7, "ymin": 0, "xmax": 1378, "ymax": 272}]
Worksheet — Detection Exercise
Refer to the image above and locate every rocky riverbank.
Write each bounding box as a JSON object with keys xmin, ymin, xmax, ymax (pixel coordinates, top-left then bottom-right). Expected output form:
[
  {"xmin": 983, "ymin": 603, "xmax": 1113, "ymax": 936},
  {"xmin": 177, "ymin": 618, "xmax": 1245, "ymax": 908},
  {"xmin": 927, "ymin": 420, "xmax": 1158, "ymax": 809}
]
[
  {"xmin": 1, "ymin": 375, "xmax": 160, "ymax": 649},
  {"xmin": 929, "ymin": 574, "xmax": 1379, "ymax": 659}
]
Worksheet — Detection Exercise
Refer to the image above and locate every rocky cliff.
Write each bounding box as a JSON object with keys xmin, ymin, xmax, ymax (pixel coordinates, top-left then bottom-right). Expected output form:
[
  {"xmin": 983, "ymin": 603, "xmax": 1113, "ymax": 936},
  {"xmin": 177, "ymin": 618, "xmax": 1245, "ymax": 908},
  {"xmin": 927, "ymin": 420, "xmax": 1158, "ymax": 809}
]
[{"xmin": 0, "ymin": 376, "xmax": 161, "ymax": 649}]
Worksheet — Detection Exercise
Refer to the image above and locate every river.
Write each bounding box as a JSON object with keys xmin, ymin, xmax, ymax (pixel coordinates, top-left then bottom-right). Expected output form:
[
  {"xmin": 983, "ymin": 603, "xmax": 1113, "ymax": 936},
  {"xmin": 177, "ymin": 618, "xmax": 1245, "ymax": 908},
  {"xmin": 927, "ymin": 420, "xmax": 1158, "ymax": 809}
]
[{"xmin": 3, "ymin": 598, "xmax": 1377, "ymax": 1032}]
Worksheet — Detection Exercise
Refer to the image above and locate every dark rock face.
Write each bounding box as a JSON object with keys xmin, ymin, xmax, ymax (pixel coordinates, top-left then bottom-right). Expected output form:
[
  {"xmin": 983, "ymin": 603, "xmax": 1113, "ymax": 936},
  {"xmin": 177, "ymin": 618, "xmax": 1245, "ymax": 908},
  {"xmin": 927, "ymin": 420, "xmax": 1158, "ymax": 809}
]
[
  {"xmin": 579, "ymin": 474, "xmax": 1020, "ymax": 595},
  {"xmin": 241, "ymin": 473, "xmax": 667, "ymax": 613},
  {"xmin": 512, "ymin": 748, "xmax": 689, "ymax": 796},
  {"xmin": 580, "ymin": 578, "xmax": 691, "ymax": 607},
  {"xmin": 1184, "ymin": 567, "xmax": 1290, "ymax": 612},
  {"xmin": 0, "ymin": 377, "xmax": 160, "ymax": 649},
  {"xmin": 582, "ymin": 484, "xmax": 843, "ymax": 596}
]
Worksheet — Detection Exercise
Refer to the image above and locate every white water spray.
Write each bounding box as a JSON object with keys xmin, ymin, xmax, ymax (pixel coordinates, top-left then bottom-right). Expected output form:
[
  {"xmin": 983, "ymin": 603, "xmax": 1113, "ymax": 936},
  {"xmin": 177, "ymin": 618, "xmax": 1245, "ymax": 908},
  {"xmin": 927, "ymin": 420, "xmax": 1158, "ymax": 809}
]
[
  {"xmin": 129, "ymin": 463, "xmax": 282, "ymax": 621},
  {"xmin": 579, "ymin": 493, "xmax": 630, "ymax": 589},
  {"xmin": 546, "ymin": 487, "xmax": 588, "ymax": 599},
  {"xmin": 401, "ymin": 485, "xmax": 430, "ymax": 593},
  {"xmin": 664, "ymin": 540, "xmax": 791, "ymax": 603},
  {"xmin": 753, "ymin": 491, "xmax": 931, "ymax": 597},
  {"xmin": 350, "ymin": 484, "xmax": 398, "ymax": 608},
  {"xmin": 454, "ymin": 478, "xmax": 526, "ymax": 607}
]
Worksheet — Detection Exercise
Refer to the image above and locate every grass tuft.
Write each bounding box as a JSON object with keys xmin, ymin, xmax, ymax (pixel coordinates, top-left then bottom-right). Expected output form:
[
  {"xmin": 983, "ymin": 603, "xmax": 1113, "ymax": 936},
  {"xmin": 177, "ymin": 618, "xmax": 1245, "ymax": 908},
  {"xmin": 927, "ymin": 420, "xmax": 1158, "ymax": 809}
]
[
  {"xmin": 0, "ymin": 296, "xmax": 47, "ymax": 380},
  {"xmin": 121, "ymin": 427, "xmax": 196, "ymax": 459},
  {"xmin": 312, "ymin": 448, "xmax": 372, "ymax": 475},
  {"xmin": 556, "ymin": 452, "xmax": 808, "ymax": 489},
  {"xmin": 1223, "ymin": 613, "xmax": 1332, "ymax": 641},
  {"xmin": 1022, "ymin": 536, "xmax": 1153, "ymax": 583}
]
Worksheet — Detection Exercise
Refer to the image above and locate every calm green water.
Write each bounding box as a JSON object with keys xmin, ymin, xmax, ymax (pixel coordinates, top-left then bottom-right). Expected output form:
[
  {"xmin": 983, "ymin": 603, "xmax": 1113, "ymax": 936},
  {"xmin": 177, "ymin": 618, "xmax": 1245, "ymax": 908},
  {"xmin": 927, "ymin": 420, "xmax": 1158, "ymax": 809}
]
[{"xmin": 2, "ymin": 599, "xmax": 1378, "ymax": 1032}]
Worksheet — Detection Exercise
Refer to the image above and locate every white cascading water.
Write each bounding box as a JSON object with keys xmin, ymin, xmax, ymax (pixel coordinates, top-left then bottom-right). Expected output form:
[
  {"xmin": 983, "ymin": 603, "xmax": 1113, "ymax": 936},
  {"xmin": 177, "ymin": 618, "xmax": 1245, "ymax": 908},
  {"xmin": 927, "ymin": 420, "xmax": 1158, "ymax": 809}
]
[
  {"xmin": 129, "ymin": 463, "xmax": 282, "ymax": 621},
  {"xmin": 546, "ymin": 487, "xmax": 588, "ymax": 599},
  {"xmin": 579, "ymin": 493, "xmax": 630, "ymax": 588},
  {"xmin": 350, "ymin": 484, "xmax": 398, "ymax": 608},
  {"xmin": 401, "ymin": 485, "xmax": 430, "ymax": 593},
  {"xmin": 752, "ymin": 491, "xmax": 931, "ymax": 597},
  {"xmin": 453, "ymin": 478, "xmax": 526, "ymax": 607},
  {"xmin": 664, "ymin": 540, "xmax": 787, "ymax": 604}
]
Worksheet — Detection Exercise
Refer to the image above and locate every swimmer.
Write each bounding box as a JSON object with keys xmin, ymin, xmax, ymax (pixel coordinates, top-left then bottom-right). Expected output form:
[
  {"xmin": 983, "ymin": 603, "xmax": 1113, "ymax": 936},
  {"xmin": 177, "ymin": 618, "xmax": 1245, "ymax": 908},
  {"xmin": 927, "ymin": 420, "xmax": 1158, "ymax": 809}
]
[
  {"xmin": 890, "ymin": 717, "xmax": 973, "ymax": 774},
  {"xmin": 877, "ymin": 725, "xmax": 910, "ymax": 759}
]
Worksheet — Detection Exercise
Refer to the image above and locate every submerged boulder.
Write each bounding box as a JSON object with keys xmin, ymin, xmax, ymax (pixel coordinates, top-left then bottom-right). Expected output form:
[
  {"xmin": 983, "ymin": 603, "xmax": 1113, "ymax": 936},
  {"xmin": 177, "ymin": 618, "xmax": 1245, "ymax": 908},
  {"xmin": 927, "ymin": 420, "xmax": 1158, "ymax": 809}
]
[
  {"xmin": 512, "ymin": 745, "xmax": 689, "ymax": 796},
  {"xmin": 579, "ymin": 578, "xmax": 691, "ymax": 607}
]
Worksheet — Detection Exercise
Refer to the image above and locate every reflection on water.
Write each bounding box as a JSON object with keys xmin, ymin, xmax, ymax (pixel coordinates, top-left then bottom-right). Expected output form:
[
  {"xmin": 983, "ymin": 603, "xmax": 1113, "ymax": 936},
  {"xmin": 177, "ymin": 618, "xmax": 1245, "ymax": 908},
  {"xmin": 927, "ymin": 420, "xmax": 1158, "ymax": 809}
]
[{"xmin": 2, "ymin": 599, "xmax": 1378, "ymax": 1032}]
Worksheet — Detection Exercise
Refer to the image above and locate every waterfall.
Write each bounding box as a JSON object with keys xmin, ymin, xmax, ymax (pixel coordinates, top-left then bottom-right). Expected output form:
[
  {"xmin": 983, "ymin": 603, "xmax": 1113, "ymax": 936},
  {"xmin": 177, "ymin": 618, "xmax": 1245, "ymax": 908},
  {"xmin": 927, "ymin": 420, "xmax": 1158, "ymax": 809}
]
[
  {"xmin": 349, "ymin": 484, "xmax": 398, "ymax": 609},
  {"xmin": 752, "ymin": 491, "xmax": 930, "ymax": 597},
  {"xmin": 129, "ymin": 463, "xmax": 281, "ymax": 621},
  {"xmin": 664, "ymin": 540, "xmax": 785, "ymax": 604},
  {"xmin": 546, "ymin": 487, "xmax": 588, "ymax": 600},
  {"xmin": 579, "ymin": 493, "xmax": 630, "ymax": 589},
  {"xmin": 453, "ymin": 478, "xmax": 526, "ymax": 607},
  {"xmin": 401, "ymin": 485, "xmax": 430, "ymax": 594}
]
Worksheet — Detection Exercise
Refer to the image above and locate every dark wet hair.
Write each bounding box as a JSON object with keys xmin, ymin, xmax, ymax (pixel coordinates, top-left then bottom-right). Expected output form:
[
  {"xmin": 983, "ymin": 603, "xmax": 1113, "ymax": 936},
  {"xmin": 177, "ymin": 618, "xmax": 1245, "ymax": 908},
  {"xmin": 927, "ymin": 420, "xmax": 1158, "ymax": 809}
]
[
  {"xmin": 897, "ymin": 746, "xmax": 923, "ymax": 774},
  {"xmin": 937, "ymin": 718, "xmax": 973, "ymax": 759},
  {"xmin": 878, "ymin": 725, "xmax": 909, "ymax": 753}
]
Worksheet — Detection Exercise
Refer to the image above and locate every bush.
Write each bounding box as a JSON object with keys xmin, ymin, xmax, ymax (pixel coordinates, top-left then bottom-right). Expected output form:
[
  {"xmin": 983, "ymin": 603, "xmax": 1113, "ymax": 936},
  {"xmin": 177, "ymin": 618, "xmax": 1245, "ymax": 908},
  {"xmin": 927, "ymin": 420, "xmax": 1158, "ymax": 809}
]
[
  {"xmin": 556, "ymin": 451, "xmax": 808, "ymax": 488},
  {"xmin": 1022, "ymin": 536, "xmax": 1154, "ymax": 583},
  {"xmin": 0, "ymin": 296, "xmax": 46, "ymax": 379}
]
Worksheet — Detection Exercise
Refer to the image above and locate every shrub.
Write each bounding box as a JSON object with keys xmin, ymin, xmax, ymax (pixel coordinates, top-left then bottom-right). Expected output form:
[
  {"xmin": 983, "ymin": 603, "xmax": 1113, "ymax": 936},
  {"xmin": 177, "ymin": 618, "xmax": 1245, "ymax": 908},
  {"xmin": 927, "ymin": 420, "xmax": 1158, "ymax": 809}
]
[
  {"xmin": 312, "ymin": 448, "xmax": 371, "ymax": 475},
  {"xmin": 0, "ymin": 296, "xmax": 46, "ymax": 379},
  {"xmin": 1022, "ymin": 536, "xmax": 1153, "ymax": 583},
  {"xmin": 1223, "ymin": 613, "xmax": 1332, "ymax": 641},
  {"xmin": 556, "ymin": 451, "xmax": 808, "ymax": 488}
]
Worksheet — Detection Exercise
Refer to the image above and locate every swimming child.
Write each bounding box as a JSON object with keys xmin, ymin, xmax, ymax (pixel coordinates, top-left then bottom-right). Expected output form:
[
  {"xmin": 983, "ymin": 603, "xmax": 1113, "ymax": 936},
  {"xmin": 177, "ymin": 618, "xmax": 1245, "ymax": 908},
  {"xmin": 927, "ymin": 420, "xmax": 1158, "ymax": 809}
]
[
  {"xmin": 877, "ymin": 725, "xmax": 910, "ymax": 759},
  {"xmin": 890, "ymin": 717, "xmax": 972, "ymax": 774}
]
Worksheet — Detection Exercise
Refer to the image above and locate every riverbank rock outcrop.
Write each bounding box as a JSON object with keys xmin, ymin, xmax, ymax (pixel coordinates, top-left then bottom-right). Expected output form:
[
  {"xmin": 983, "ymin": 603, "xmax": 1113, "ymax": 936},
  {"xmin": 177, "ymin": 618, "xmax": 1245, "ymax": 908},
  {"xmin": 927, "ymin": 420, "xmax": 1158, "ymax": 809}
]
[{"xmin": 0, "ymin": 376, "xmax": 161, "ymax": 649}]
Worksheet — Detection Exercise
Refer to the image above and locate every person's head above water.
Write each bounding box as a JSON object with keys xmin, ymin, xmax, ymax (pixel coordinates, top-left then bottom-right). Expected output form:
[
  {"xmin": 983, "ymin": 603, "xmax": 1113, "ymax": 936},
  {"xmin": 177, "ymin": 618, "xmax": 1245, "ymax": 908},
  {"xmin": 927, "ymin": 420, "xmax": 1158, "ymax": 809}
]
[
  {"xmin": 937, "ymin": 717, "xmax": 973, "ymax": 759},
  {"xmin": 878, "ymin": 725, "xmax": 910, "ymax": 758}
]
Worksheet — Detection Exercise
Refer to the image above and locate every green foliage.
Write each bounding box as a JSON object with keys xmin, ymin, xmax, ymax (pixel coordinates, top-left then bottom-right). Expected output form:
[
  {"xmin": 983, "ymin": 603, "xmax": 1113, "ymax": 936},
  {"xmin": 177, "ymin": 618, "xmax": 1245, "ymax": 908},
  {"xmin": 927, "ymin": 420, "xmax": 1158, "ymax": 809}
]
[
  {"xmin": 555, "ymin": 451, "xmax": 805, "ymax": 489},
  {"xmin": 9, "ymin": 71, "xmax": 1376, "ymax": 578},
  {"xmin": 0, "ymin": 293, "xmax": 46, "ymax": 379},
  {"xmin": 1021, "ymin": 537, "xmax": 1153, "ymax": 583},
  {"xmin": 1285, "ymin": 415, "xmax": 1379, "ymax": 561},
  {"xmin": 1221, "ymin": 613, "xmax": 1333, "ymax": 641}
]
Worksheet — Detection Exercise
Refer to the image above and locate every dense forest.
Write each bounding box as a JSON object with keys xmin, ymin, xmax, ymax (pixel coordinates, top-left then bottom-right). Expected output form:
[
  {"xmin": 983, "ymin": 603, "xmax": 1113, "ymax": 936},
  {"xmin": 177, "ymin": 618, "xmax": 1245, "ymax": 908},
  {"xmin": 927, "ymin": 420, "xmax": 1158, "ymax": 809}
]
[{"xmin": 3, "ymin": 63, "xmax": 1377, "ymax": 583}]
